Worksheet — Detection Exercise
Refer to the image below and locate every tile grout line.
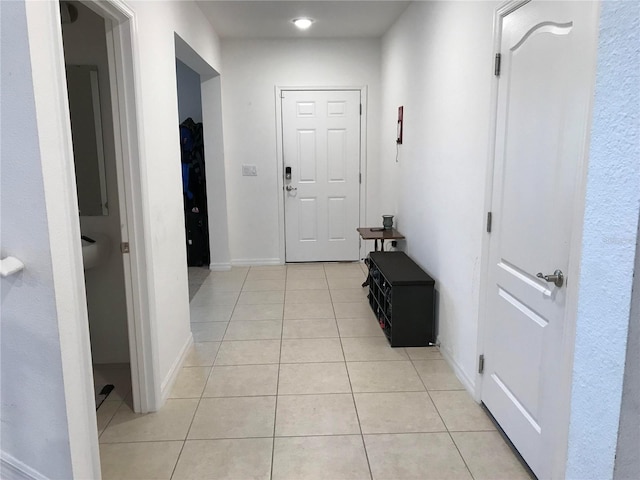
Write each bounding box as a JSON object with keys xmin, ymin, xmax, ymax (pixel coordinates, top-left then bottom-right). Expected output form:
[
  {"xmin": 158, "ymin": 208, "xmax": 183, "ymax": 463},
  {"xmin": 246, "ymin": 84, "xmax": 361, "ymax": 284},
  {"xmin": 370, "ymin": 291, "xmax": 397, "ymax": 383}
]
[
  {"xmin": 169, "ymin": 266, "xmax": 250, "ymax": 479},
  {"xmin": 270, "ymin": 265, "xmax": 287, "ymax": 480},
  {"xmin": 329, "ymin": 266, "xmax": 374, "ymax": 480}
]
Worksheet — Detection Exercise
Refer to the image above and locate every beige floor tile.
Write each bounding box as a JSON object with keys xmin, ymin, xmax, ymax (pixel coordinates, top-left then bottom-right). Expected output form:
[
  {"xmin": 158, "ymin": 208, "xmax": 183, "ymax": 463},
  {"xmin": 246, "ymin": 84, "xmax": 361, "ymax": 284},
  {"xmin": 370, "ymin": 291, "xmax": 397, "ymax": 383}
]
[
  {"xmin": 172, "ymin": 438, "xmax": 273, "ymax": 480},
  {"xmin": 169, "ymin": 367, "xmax": 211, "ymax": 399},
  {"xmin": 341, "ymin": 337, "xmax": 408, "ymax": 361},
  {"xmin": 430, "ymin": 391, "xmax": 496, "ymax": 432},
  {"xmin": 284, "ymin": 289, "xmax": 331, "ymax": 304},
  {"xmin": 209, "ymin": 268, "xmax": 249, "ymax": 280},
  {"xmin": 282, "ymin": 318, "xmax": 339, "ymax": 339},
  {"xmin": 275, "ymin": 394, "xmax": 360, "ymax": 436},
  {"xmin": 286, "ymin": 268, "xmax": 327, "ymax": 280},
  {"xmin": 183, "ymin": 342, "xmax": 220, "ymax": 367},
  {"xmin": 190, "ymin": 304, "xmax": 234, "ymax": 323},
  {"xmin": 278, "ymin": 362, "xmax": 351, "ymax": 394},
  {"xmin": 354, "ymin": 392, "xmax": 445, "ymax": 434},
  {"xmin": 333, "ymin": 301, "xmax": 375, "ymax": 319},
  {"xmin": 100, "ymin": 441, "xmax": 183, "ymax": 480},
  {"xmin": 347, "ymin": 361, "xmax": 425, "ymax": 393},
  {"xmin": 272, "ymin": 435, "xmax": 370, "ymax": 480},
  {"xmin": 413, "ymin": 359, "xmax": 464, "ymax": 390},
  {"xmin": 246, "ymin": 269, "xmax": 287, "ymax": 280},
  {"xmin": 250, "ymin": 265, "xmax": 286, "ymax": 272},
  {"xmin": 324, "ymin": 263, "xmax": 366, "ymax": 276},
  {"xmin": 188, "ymin": 396, "xmax": 276, "ymax": 439},
  {"xmin": 287, "ymin": 262, "xmax": 325, "ymax": 270},
  {"xmin": 364, "ymin": 433, "xmax": 472, "ymax": 480},
  {"xmin": 284, "ymin": 302, "xmax": 335, "ymax": 319},
  {"xmin": 328, "ymin": 277, "xmax": 365, "ymax": 289},
  {"xmin": 231, "ymin": 303, "xmax": 283, "ymax": 321},
  {"xmin": 190, "ymin": 289, "xmax": 239, "ymax": 307},
  {"xmin": 405, "ymin": 346, "xmax": 443, "ymax": 360},
  {"xmin": 191, "ymin": 322, "xmax": 228, "ymax": 342},
  {"xmin": 280, "ymin": 338, "xmax": 344, "ymax": 363},
  {"xmin": 96, "ymin": 400, "xmax": 121, "ymax": 435},
  {"xmin": 337, "ymin": 317, "xmax": 384, "ymax": 337},
  {"xmin": 286, "ymin": 277, "xmax": 329, "ymax": 290},
  {"xmin": 243, "ymin": 278, "xmax": 286, "ymax": 291},
  {"xmin": 215, "ymin": 340, "xmax": 281, "ymax": 365},
  {"xmin": 330, "ymin": 288, "xmax": 368, "ymax": 303},
  {"xmin": 451, "ymin": 431, "xmax": 531, "ymax": 480},
  {"xmin": 200, "ymin": 279, "xmax": 244, "ymax": 292},
  {"xmin": 100, "ymin": 399, "xmax": 198, "ymax": 443},
  {"xmin": 237, "ymin": 290, "xmax": 285, "ymax": 305},
  {"xmin": 204, "ymin": 364, "xmax": 279, "ymax": 397},
  {"xmin": 223, "ymin": 320, "xmax": 282, "ymax": 340}
]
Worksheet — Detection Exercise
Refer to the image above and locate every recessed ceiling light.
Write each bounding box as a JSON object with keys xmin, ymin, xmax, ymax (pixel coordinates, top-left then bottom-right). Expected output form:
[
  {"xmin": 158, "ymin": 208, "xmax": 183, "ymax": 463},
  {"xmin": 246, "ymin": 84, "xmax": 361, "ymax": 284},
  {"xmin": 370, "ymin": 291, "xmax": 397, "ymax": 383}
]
[{"xmin": 293, "ymin": 18, "xmax": 314, "ymax": 30}]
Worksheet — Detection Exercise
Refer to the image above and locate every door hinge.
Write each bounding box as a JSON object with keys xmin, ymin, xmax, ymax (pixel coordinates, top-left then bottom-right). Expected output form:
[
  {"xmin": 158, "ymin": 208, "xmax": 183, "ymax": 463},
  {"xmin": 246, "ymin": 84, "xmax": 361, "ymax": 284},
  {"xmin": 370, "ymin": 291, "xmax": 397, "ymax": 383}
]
[
  {"xmin": 494, "ymin": 53, "xmax": 501, "ymax": 76},
  {"xmin": 360, "ymin": 104, "xmax": 362, "ymax": 115},
  {"xmin": 121, "ymin": 242, "xmax": 130, "ymax": 254},
  {"xmin": 486, "ymin": 212, "xmax": 492, "ymax": 233},
  {"xmin": 359, "ymin": 173, "xmax": 362, "ymax": 184},
  {"xmin": 478, "ymin": 354, "xmax": 485, "ymax": 374}
]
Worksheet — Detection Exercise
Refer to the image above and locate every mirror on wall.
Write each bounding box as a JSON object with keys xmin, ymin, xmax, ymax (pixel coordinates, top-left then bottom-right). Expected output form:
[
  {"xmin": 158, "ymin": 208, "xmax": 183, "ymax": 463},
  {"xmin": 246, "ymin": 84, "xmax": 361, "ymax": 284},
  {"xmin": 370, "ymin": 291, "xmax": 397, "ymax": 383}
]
[{"xmin": 66, "ymin": 65, "xmax": 109, "ymax": 216}]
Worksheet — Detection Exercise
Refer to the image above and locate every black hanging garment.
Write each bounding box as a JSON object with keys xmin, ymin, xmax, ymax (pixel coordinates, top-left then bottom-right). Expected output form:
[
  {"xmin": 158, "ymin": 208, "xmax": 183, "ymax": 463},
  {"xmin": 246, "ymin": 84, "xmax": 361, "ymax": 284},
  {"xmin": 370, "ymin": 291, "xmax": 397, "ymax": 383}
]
[{"xmin": 180, "ymin": 118, "xmax": 210, "ymax": 266}]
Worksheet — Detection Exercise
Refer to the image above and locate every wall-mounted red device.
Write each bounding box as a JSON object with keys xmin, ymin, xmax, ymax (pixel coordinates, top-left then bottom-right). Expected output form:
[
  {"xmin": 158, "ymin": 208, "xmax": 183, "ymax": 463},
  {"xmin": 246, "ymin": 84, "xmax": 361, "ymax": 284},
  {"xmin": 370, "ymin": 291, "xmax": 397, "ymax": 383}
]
[{"xmin": 396, "ymin": 106, "xmax": 404, "ymax": 144}]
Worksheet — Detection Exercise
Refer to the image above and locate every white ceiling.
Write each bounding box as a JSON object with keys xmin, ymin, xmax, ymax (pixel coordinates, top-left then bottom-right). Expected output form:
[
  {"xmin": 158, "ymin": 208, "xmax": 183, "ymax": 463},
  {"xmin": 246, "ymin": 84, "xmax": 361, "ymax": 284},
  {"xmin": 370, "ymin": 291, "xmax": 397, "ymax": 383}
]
[{"xmin": 196, "ymin": 1, "xmax": 411, "ymax": 39}]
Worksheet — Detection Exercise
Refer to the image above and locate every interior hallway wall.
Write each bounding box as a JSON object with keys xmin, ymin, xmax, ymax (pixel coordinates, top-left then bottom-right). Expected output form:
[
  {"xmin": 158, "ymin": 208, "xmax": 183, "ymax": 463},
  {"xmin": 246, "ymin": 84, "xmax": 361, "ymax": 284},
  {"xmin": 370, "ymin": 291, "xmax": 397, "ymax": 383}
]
[
  {"xmin": 221, "ymin": 38, "xmax": 381, "ymax": 264},
  {"xmin": 126, "ymin": 0, "xmax": 221, "ymax": 400},
  {"xmin": 379, "ymin": 0, "xmax": 499, "ymax": 388},
  {"xmin": 176, "ymin": 59, "xmax": 203, "ymax": 123},
  {"xmin": 62, "ymin": 1, "xmax": 129, "ymax": 364}
]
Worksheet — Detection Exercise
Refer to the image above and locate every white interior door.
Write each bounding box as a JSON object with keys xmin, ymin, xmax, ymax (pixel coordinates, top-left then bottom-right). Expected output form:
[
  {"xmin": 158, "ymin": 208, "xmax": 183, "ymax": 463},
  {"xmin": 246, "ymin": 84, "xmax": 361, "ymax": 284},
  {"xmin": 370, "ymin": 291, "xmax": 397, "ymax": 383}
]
[
  {"xmin": 282, "ymin": 90, "xmax": 361, "ymax": 262},
  {"xmin": 482, "ymin": 2, "xmax": 597, "ymax": 478}
]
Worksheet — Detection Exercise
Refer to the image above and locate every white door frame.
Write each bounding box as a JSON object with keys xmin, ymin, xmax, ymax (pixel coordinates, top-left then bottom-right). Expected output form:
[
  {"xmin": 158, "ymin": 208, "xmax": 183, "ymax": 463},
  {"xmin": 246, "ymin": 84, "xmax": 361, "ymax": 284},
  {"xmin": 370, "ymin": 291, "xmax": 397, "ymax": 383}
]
[
  {"xmin": 275, "ymin": 86, "xmax": 368, "ymax": 263},
  {"xmin": 475, "ymin": 0, "xmax": 600, "ymax": 476}
]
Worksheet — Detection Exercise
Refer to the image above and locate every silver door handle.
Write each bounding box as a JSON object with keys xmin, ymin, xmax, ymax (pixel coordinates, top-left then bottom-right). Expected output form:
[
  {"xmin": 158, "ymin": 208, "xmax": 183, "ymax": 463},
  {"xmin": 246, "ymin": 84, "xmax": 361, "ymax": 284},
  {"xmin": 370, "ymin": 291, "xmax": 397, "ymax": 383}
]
[
  {"xmin": 536, "ymin": 270, "xmax": 564, "ymax": 288},
  {"xmin": 285, "ymin": 185, "xmax": 297, "ymax": 192}
]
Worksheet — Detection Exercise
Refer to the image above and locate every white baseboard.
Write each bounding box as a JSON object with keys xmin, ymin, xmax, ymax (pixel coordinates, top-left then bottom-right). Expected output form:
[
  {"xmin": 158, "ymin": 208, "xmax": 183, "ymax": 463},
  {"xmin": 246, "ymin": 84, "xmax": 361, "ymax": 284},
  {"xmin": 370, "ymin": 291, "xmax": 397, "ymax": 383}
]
[
  {"xmin": 209, "ymin": 262, "xmax": 231, "ymax": 271},
  {"xmin": 1, "ymin": 451, "xmax": 49, "ymax": 480},
  {"xmin": 231, "ymin": 258, "xmax": 283, "ymax": 267},
  {"xmin": 438, "ymin": 340, "xmax": 478, "ymax": 400},
  {"xmin": 159, "ymin": 333, "xmax": 194, "ymax": 405}
]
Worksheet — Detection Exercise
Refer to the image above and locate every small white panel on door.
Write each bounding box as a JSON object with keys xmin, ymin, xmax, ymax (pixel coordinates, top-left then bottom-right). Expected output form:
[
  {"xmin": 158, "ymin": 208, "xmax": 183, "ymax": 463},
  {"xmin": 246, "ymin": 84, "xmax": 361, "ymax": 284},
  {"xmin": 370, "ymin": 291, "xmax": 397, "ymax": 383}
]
[
  {"xmin": 298, "ymin": 197, "xmax": 318, "ymax": 241},
  {"xmin": 327, "ymin": 101, "xmax": 346, "ymax": 117},
  {"xmin": 297, "ymin": 130, "xmax": 317, "ymax": 182},
  {"xmin": 327, "ymin": 129, "xmax": 347, "ymax": 182},
  {"xmin": 296, "ymin": 102, "xmax": 316, "ymax": 117},
  {"xmin": 328, "ymin": 196, "xmax": 347, "ymax": 241}
]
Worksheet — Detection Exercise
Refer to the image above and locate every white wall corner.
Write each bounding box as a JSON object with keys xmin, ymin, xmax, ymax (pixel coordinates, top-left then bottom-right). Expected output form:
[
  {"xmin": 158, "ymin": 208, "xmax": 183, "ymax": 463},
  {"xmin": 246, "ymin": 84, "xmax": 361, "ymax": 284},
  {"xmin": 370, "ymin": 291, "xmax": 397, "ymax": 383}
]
[
  {"xmin": 159, "ymin": 333, "xmax": 194, "ymax": 405},
  {"xmin": 1, "ymin": 452, "xmax": 50, "ymax": 480},
  {"xmin": 438, "ymin": 340, "xmax": 477, "ymax": 397}
]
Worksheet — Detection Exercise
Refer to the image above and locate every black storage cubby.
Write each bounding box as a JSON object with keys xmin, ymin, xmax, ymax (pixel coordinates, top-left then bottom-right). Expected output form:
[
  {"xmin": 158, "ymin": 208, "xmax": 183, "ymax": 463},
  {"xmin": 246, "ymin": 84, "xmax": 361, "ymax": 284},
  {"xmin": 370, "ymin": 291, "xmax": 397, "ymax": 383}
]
[{"xmin": 366, "ymin": 251, "xmax": 436, "ymax": 347}]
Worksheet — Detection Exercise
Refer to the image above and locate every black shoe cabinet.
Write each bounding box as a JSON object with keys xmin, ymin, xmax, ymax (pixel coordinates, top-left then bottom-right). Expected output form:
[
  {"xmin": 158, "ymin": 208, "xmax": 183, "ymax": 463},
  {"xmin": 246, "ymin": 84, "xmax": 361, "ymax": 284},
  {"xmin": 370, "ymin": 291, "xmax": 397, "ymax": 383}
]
[{"xmin": 366, "ymin": 251, "xmax": 436, "ymax": 347}]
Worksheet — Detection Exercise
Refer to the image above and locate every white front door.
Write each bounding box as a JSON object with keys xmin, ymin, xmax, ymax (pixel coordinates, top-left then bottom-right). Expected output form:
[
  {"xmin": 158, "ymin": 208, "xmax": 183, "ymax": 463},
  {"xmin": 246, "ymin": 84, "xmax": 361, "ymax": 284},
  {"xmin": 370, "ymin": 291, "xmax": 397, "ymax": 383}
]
[
  {"xmin": 481, "ymin": 1, "xmax": 597, "ymax": 478},
  {"xmin": 282, "ymin": 90, "xmax": 361, "ymax": 262}
]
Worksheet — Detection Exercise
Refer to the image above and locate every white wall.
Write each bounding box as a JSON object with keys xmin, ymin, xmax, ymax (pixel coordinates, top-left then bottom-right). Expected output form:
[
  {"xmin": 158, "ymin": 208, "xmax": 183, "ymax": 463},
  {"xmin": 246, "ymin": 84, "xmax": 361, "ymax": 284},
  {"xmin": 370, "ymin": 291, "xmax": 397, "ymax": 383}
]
[
  {"xmin": 176, "ymin": 59, "xmax": 203, "ymax": 124},
  {"xmin": 1, "ymin": 1, "xmax": 99, "ymax": 477},
  {"xmin": 379, "ymin": 1, "xmax": 499, "ymax": 388},
  {"xmin": 567, "ymin": 1, "xmax": 640, "ymax": 477},
  {"xmin": 128, "ymin": 0, "xmax": 222, "ymax": 398},
  {"xmin": 0, "ymin": 3, "xmax": 74, "ymax": 477},
  {"xmin": 62, "ymin": 1, "xmax": 130, "ymax": 365},
  {"xmin": 221, "ymin": 38, "xmax": 381, "ymax": 264}
]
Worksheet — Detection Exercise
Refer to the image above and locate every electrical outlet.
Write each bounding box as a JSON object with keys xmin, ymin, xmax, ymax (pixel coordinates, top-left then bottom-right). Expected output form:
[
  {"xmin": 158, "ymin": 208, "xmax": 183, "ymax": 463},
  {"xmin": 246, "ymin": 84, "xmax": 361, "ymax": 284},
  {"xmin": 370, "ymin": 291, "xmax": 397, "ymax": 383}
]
[{"xmin": 242, "ymin": 164, "xmax": 258, "ymax": 176}]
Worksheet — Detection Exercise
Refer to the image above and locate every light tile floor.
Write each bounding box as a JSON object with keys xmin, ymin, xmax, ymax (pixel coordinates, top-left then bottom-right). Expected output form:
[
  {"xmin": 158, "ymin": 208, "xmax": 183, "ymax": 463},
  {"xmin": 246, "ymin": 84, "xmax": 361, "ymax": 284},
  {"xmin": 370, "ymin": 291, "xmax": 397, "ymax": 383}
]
[{"xmin": 98, "ymin": 263, "xmax": 532, "ymax": 480}]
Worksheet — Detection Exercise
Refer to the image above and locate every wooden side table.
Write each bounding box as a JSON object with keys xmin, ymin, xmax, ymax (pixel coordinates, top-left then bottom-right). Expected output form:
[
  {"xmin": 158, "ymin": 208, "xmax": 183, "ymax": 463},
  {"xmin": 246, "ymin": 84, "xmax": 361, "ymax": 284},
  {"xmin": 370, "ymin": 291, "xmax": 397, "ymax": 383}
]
[
  {"xmin": 357, "ymin": 227, "xmax": 405, "ymax": 287},
  {"xmin": 357, "ymin": 227, "xmax": 405, "ymax": 252}
]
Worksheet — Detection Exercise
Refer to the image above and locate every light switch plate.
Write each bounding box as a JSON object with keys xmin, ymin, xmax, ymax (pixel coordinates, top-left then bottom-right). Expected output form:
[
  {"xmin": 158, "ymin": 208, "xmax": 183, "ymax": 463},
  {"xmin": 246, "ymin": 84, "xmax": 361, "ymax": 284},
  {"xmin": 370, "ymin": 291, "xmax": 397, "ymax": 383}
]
[{"xmin": 242, "ymin": 164, "xmax": 258, "ymax": 176}]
